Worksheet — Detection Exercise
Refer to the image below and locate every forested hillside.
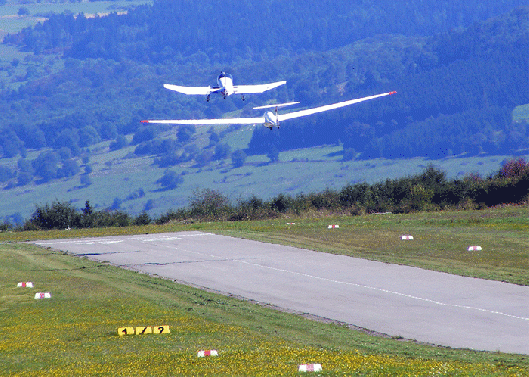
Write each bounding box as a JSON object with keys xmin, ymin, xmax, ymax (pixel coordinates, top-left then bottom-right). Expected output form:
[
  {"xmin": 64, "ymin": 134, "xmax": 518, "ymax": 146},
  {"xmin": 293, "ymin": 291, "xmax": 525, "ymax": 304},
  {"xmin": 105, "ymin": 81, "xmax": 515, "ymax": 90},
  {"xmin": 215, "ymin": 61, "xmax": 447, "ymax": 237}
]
[
  {"xmin": 6, "ymin": 0, "xmax": 529, "ymax": 63},
  {"xmin": 0, "ymin": 0, "xmax": 528, "ymax": 220}
]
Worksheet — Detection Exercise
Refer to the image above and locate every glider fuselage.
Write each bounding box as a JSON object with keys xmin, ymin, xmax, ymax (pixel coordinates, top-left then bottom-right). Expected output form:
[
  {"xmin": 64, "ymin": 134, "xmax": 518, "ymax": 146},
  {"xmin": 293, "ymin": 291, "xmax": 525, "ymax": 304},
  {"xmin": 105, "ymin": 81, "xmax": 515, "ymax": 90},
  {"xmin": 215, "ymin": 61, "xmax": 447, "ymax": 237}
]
[{"xmin": 264, "ymin": 111, "xmax": 280, "ymax": 129}]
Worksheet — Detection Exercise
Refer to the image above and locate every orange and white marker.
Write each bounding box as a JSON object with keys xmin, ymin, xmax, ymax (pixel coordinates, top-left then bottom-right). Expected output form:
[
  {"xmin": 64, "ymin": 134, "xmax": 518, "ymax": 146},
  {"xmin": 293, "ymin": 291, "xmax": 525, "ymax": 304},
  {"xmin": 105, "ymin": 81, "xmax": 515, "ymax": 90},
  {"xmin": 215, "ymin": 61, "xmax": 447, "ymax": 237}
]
[
  {"xmin": 401, "ymin": 235, "xmax": 414, "ymax": 240},
  {"xmin": 197, "ymin": 350, "xmax": 218, "ymax": 357},
  {"xmin": 34, "ymin": 292, "xmax": 51, "ymax": 299},
  {"xmin": 17, "ymin": 282, "xmax": 34, "ymax": 288},
  {"xmin": 327, "ymin": 224, "xmax": 340, "ymax": 229},
  {"xmin": 298, "ymin": 364, "xmax": 322, "ymax": 372},
  {"xmin": 467, "ymin": 246, "xmax": 482, "ymax": 251}
]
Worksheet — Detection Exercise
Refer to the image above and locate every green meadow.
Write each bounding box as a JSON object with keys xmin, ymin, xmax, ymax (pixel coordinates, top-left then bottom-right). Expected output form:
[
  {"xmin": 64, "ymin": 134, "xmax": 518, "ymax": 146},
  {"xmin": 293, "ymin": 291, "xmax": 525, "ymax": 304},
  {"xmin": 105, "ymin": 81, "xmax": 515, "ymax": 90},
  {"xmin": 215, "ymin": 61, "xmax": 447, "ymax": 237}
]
[
  {"xmin": 0, "ymin": 1, "xmax": 153, "ymax": 33},
  {"xmin": 1, "ymin": 206, "xmax": 528, "ymax": 375},
  {"xmin": 1, "ymin": 129, "xmax": 523, "ymax": 221}
]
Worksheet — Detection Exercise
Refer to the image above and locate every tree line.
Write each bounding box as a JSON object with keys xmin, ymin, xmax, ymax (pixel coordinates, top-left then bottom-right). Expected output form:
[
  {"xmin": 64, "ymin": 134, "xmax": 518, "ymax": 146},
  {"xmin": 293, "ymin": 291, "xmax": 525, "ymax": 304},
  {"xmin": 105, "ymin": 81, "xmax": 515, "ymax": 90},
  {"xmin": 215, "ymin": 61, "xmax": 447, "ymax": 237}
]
[
  {"xmin": 3, "ymin": 158, "xmax": 527, "ymax": 231},
  {"xmin": 6, "ymin": 0, "xmax": 529, "ymax": 63}
]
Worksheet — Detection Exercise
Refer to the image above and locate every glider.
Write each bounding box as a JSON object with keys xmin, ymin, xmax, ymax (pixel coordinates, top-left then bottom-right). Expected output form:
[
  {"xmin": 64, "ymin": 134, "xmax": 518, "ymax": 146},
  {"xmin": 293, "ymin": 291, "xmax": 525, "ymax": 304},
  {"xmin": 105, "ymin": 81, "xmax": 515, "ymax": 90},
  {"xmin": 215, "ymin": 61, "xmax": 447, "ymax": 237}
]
[
  {"xmin": 142, "ymin": 91, "xmax": 396, "ymax": 130},
  {"xmin": 163, "ymin": 72, "xmax": 286, "ymax": 102}
]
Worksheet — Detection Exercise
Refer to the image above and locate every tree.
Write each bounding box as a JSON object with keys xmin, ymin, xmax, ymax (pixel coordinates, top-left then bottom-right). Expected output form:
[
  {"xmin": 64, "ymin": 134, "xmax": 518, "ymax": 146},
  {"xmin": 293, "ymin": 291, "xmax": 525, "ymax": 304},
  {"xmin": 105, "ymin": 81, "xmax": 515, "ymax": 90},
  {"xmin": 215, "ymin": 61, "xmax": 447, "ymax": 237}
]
[
  {"xmin": 231, "ymin": 149, "xmax": 247, "ymax": 168},
  {"xmin": 109, "ymin": 135, "xmax": 128, "ymax": 151},
  {"xmin": 53, "ymin": 128, "xmax": 80, "ymax": 155},
  {"xmin": 496, "ymin": 158, "xmax": 529, "ymax": 179},
  {"xmin": 177, "ymin": 126, "xmax": 195, "ymax": 143},
  {"xmin": 342, "ymin": 148, "xmax": 356, "ymax": 162},
  {"xmin": 209, "ymin": 132, "xmax": 219, "ymax": 146},
  {"xmin": 0, "ymin": 166, "xmax": 13, "ymax": 182},
  {"xmin": 18, "ymin": 7, "xmax": 30, "ymax": 16},
  {"xmin": 59, "ymin": 159, "xmax": 80, "ymax": 178},
  {"xmin": 132, "ymin": 127, "xmax": 156, "ymax": 145},
  {"xmin": 32, "ymin": 151, "xmax": 60, "ymax": 182},
  {"xmin": 189, "ymin": 189, "xmax": 231, "ymax": 220},
  {"xmin": 134, "ymin": 212, "xmax": 151, "ymax": 226},
  {"xmin": 213, "ymin": 143, "xmax": 231, "ymax": 160},
  {"xmin": 80, "ymin": 200, "xmax": 94, "ymax": 227},
  {"xmin": 79, "ymin": 126, "xmax": 101, "ymax": 147},
  {"xmin": 80, "ymin": 174, "xmax": 92, "ymax": 186},
  {"xmin": 16, "ymin": 172, "xmax": 32, "ymax": 187},
  {"xmin": 156, "ymin": 170, "xmax": 183, "ymax": 190},
  {"xmin": 267, "ymin": 146, "xmax": 279, "ymax": 163},
  {"xmin": 0, "ymin": 130, "xmax": 24, "ymax": 158},
  {"xmin": 26, "ymin": 201, "xmax": 79, "ymax": 230}
]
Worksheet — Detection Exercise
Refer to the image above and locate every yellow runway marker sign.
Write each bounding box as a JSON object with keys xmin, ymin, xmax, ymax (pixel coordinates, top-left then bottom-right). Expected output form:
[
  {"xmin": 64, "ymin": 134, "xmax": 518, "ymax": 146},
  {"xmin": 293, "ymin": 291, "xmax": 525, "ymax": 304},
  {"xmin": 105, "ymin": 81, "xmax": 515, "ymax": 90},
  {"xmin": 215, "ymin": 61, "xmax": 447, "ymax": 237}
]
[
  {"xmin": 135, "ymin": 326, "xmax": 153, "ymax": 335},
  {"xmin": 118, "ymin": 327, "xmax": 135, "ymax": 336},
  {"xmin": 118, "ymin": 326, "xmax": 169, "ymax": 336},
  {"xmin": 154, "ymin": 325, "xmax": 170, "ymax": 334}
]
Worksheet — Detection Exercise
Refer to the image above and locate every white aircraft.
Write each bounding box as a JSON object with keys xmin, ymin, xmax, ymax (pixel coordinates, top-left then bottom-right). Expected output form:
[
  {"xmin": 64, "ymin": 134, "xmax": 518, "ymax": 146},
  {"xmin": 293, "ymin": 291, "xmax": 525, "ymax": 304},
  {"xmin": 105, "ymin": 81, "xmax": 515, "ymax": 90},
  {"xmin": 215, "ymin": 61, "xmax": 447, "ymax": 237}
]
[
  {"xmin": 142, "ymin": 91, "xmax": 396, "ymax": 130},
  {"xmin": 163, "ymin": 72, "xmax": 287, "ymax": 102}
]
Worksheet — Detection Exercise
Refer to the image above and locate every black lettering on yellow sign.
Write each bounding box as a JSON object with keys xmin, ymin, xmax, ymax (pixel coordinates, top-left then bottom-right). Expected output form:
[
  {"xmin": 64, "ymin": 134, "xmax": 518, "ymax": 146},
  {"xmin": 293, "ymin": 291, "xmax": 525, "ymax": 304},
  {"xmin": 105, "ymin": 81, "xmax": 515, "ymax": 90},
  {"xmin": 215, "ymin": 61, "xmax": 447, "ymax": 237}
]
[
  {"xmin": 156, "ymin": 325, "xmax": 170, "ymax": 334},
  {"xmin": 118, "ymin": 327, "xmax": 135, "ymax": 336},
  {"xmin": 135, "ymin": 326, "xmax": 152, "ymax": 335},
  {"xmin": 117, "ymin": 326, "xmax": 169, "ymax": 335}
]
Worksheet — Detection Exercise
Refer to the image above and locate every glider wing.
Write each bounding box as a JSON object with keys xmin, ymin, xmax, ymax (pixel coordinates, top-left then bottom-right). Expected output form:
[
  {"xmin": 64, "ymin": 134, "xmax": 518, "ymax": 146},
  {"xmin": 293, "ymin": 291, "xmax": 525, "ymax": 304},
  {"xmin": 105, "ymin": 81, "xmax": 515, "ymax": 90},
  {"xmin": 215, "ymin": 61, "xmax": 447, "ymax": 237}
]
[
  {"xmin": 141, "ymin": 117, "xmax": 265, "ymax": 125},
  {"xmin": 278, "ymin": 91, "xmax": 396, "ymax": 122}
]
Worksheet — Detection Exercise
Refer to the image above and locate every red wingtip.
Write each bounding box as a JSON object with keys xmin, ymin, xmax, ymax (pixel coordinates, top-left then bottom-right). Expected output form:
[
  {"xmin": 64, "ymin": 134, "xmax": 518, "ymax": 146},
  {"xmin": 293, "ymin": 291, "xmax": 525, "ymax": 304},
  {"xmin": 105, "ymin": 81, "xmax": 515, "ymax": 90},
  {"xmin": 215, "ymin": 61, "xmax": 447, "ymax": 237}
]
[
  {"xmin": 141, "ymin": 120, "xmax": 149, "ymax": 123},
  {"xmin": 389, "ymin": 91, "xmax": 397, "ymax": 95}
]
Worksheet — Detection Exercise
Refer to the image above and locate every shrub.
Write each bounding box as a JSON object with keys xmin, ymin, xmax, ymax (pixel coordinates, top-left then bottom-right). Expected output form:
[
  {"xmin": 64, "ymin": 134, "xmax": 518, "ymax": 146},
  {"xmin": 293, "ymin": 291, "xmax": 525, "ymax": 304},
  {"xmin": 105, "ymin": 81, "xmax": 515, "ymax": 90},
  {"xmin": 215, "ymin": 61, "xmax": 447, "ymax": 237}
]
[
  {"xmin": 189, "ymin": 189, "xmax": 231, "ymax": 220},
  {"xmin": 26, "ymin": 201, "xmax": 80, "ymax": 230}
]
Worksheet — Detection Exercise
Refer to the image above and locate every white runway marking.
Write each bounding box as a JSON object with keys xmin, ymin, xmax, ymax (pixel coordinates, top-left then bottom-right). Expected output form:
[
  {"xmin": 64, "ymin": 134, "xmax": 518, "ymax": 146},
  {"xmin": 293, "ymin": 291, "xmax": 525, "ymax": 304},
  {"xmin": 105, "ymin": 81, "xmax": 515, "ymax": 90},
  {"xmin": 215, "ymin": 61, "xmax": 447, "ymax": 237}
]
[{"xmin": 239, "ymin": 260, "xmax": 529, "ymax": 322}]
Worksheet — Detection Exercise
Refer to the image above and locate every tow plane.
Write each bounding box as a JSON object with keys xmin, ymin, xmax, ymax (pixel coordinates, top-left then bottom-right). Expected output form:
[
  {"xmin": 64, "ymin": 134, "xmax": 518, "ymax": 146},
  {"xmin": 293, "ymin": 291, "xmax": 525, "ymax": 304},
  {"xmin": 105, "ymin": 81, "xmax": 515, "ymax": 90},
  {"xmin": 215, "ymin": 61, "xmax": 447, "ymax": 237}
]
[
  {"xmin": 163, "ymin": 72, "xmax": 286, "ymax": 102},
  {"xmin": 142, "ymin": 91, "xmax": 396, "ymax": 130}
]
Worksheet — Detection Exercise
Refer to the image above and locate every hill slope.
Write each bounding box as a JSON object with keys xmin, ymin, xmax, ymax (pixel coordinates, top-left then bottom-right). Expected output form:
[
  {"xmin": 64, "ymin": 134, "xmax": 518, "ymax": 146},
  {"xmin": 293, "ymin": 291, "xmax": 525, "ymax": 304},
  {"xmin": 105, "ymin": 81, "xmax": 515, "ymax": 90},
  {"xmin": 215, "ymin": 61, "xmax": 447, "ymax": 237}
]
[{"xmin": 0, "ymin": 2, "xmax": 528, "ymax": 221}]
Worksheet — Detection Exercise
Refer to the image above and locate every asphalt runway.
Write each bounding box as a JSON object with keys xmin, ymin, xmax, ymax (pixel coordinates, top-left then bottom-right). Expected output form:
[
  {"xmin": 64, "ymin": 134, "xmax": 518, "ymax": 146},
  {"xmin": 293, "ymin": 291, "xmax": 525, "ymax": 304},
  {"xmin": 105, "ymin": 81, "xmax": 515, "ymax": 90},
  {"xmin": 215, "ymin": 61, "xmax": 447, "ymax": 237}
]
[{"xmin": 32, "ymin": 231, "xmax": 529, "ymax": 354}]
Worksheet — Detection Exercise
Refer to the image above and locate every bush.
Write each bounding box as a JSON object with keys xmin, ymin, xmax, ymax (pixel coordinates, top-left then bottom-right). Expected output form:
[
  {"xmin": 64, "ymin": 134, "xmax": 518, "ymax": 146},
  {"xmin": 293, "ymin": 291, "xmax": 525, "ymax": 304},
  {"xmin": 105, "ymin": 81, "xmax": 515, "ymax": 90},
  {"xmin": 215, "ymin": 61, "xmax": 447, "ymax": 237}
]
[
  {"xmin": 189, "ymin": 189, "xmax": 231, "ymax": 220},
  {"xmin": 26, "ymin": 201, "xmax": 80, "ymax": 230},
  {"xmin": 496, "ymin": 158, "xmax": 529, "ymax": 179},
  {"xmin": 134, "ymin": 212, "xmax": 151, "ymax": 226}
]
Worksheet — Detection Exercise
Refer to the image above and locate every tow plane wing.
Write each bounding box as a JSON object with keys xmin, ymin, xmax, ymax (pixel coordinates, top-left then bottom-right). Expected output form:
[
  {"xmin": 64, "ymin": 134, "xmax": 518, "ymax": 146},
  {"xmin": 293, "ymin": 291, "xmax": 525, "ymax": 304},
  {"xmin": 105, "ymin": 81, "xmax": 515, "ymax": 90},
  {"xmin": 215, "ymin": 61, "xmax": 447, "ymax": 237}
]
[
  {"xmin": 163, "ymin": 84, "xmax": 215, "ymax": 96},
  {"xmin": 233, "ymin": 81, "xmax": 287, "ymax": 94},
  {"xmin": 162, "ymin": 72, "xmax": 286, "ymax": 101}
]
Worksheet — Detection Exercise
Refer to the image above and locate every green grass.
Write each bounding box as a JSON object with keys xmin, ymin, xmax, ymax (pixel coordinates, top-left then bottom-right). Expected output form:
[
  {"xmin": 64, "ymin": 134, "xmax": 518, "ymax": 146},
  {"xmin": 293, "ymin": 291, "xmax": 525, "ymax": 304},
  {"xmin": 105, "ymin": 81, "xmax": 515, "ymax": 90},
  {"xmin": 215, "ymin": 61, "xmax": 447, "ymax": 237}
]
[
  {"xmin": 0, "ymin": 1, "xmax": 153, "ymax": 19},
  {"xmin": 1, "ymin": 236, "xmax": 528, "ymax": 376},
  {"xmin": 513, "ymin": 103, "xmax": 529, "ymax": 122},
  {"xmin": 0, "ymin": 1, "xmax": 150, "ymax": 47}
]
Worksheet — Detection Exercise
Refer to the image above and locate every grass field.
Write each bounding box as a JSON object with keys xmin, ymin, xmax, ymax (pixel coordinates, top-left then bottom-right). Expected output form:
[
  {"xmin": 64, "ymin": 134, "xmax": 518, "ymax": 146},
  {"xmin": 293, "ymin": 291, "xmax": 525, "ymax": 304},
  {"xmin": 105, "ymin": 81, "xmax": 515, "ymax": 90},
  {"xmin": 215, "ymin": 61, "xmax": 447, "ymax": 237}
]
[
  {"xmin": 1, "ymin": 206, "xmax": 528, "ymax": 375},
  {"xmin": 513, "ymin": 104, "xmax": 529, "ymax": 122},
  {"xmin": 0, "ymin": 1, "xmax": 153, "ymax": 32},
  {"xmin": 1, "ymin": 221, "xmax": 528, "ymax": 376}
]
